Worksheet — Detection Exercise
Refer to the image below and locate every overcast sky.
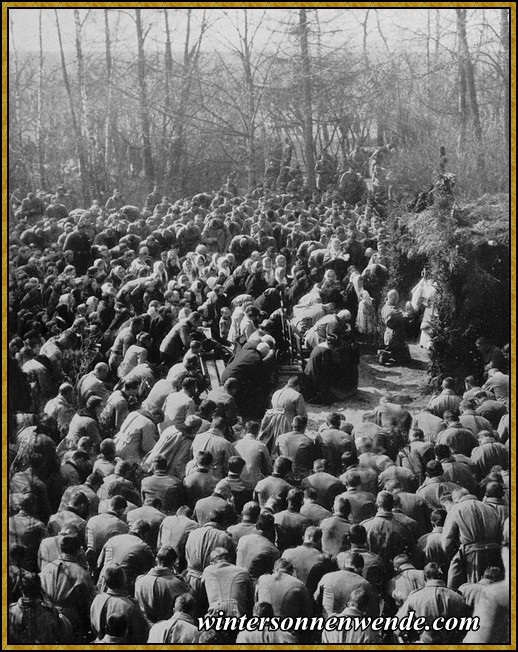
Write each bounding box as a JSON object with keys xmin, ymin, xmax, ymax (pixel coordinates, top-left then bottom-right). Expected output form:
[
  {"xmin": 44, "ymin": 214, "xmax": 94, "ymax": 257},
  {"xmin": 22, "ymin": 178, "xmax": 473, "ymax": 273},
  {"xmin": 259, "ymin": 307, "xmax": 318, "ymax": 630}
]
[{"xmin": 9, "ymin": 7, "xmax": 502, "ymax": 58}]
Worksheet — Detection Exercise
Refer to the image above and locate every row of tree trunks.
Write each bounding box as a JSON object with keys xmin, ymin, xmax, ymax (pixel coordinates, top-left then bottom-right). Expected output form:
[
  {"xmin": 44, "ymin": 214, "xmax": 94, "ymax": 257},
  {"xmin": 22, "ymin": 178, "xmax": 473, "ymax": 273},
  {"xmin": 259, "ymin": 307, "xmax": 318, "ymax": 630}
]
[
  {"xmin": 54, "ymin": 9, "xmax": 90, "ymax": 204},
  {"xmin": 135, "ymin": 8, "xmax": 155, "ymax": 184}
]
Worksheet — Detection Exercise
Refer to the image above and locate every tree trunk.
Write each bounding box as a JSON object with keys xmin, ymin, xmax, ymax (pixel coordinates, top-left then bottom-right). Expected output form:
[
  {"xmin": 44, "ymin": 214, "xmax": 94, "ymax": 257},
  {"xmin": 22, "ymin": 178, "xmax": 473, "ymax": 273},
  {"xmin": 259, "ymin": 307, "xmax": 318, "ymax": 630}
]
[
  {"xmin": 435, "ymin": 10, "xmax": 440, "ymax": 56},
  {"xmin": 299, "ymin": 9, "xmax": 315, "ymax": 190},
  {"xmin": 37, "ymin": 10, "xmax": 46, "ymax": 188},
  {"xmin": 500, "ymin": 9, "xmax": 509, "ymax": 153},
  {"xmin": 74, "ymin": 10, "xmax": 96, "ymax": 194},
  {"xmin": 55, "ymin": 10, "xmax": 90, "ymax": 203},
  {"xmin": 315, "ymin": 11, "xmax": 330, "ymax": 151},
  {"xmin": 163, "ymin": 9, "xmax": 174, "ymax": 186},
  {"xmin": 458, "ymin": 62, "xmax": 467, "ymax": 154},
  {"xmin": 104, "ymin": 9, "xmax": 113, "ymax": 188},
  {"xmin": 135, "ymin": 8, "xmax": 155, "ymax": 183},
  {"xmin": 426, "ymin": 9, "xmax": 431, "ymax": 100},
  {"xmin": 456, "ymin": 9, "xmax": 484, "ymax": 179},
  {"xmin": 242, "ymin": 11, "xmax": 257, "ymax": 191},
  {"xmin": 9, "ymin": 13, "xmax": 23, "ymax": 160},
  {"xmin": 361, "ymin": 10, "xmax": 370, "ymax": 68},
  {"xmin": 170, "ymin": 9, "xmax": 193, "ymax": 194},
  {"xmin": 171, "ymin": 9, "xmax": 206, "ymax": 195}
]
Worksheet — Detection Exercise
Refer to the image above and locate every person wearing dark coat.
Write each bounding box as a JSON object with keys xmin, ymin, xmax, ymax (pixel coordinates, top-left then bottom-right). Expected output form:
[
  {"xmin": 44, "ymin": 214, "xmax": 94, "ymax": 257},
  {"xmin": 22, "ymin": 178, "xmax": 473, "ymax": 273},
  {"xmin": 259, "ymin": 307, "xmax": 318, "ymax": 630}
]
[
  {"xmin": 63, "ymin": 224, "xmax": 91, "ymax": 275},
  {"xmin": 245, "ymin": 263, "xmax": 268, "ymax": 298},
  {"xmin": 220, "ymin": 342, "xmax": 273, "ymax": 419},
  {"xmin": 304, "ymin": 334, "xmax": 358, "ymax": 404}
]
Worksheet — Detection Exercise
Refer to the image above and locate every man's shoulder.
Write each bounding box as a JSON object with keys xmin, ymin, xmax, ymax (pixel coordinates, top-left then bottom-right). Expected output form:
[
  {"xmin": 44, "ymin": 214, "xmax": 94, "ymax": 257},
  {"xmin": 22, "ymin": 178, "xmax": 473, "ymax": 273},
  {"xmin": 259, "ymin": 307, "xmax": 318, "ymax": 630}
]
[
  {"xmin": 360, "ymin": 515, "xmax": 378, "ymax": 527},
  {"xmin": 143, "ymin": 473, "xmax": 180, "ymax": 487},
  {"xmin": 196, "ymin": 493, "xmax": 220, "ymax": 507},
  {"xmin": 281, "ymin": 572, "xmax": 307, "ymax": 590},
  {"xmin": 321, "ymin": 514, "xmax": 345, "ymax": 527},
  {"xmin": 238, "ymin": 531, "xmax": 261, "ymax": 544},
  {"xmin": 105, "ymin": 532, "xmax": 135, "ymax": 546},
  {"xmin": 236, "ymin": 437, "xmax": 263, "ymax": 451},
  {"xmin": 275, "ymin": 509, "xmax": 307, "ymax": 523},
  {"xmin": 88, "ymin": 511, "xmax": 120, "ymax": 525},
  {"xmin": 319, "ymin": 568, "xmax": 347, "ymax": 583}
]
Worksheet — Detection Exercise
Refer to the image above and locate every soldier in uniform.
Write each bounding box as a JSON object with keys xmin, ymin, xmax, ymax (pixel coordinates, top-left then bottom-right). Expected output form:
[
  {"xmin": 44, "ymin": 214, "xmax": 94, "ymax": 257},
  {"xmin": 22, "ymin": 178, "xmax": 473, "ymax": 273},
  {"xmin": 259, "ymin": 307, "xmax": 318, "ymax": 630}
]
[
  {"xmin": 9, "ymin": 574, "xmax": 71, "ymax": 644},
  {"xmin": 396, "ymin": 562, "xmax": 468, "ymax": 643},
  {"xmin": 39, "ymin": 533, "xmax": 96, "ymax": 640},
  {"xmin": 442, "ymin": 488, "xmax": 502, "ymax": 589},
  {"xmin": 90, "ymin": 564, "xmax": 149, "ymax": 642}
]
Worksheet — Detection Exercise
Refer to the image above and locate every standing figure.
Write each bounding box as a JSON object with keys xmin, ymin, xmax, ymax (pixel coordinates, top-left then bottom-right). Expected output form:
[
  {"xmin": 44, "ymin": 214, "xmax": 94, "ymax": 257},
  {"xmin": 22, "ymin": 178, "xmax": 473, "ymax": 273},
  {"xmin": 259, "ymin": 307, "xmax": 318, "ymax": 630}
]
[
  {"xmin": 380, "ymin": 289, "xmax": 414, "ymax": 365},
  {"xmin": 259, "ymin": 376, "xmax": 307, "ymax": 451},
  {"xmin": 356, "ymin": 290, "xmax": 377, "ymax": 347},
  {"xmin": 411, "ymin": 271, "xmax": 437, "ymax": 350}
]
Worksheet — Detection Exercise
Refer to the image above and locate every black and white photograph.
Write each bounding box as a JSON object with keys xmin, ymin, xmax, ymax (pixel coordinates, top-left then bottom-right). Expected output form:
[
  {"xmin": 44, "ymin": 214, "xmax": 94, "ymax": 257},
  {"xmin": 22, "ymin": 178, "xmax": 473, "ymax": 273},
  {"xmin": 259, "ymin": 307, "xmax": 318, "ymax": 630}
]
[{"xmin": 5, "ymin": 4, "xmax": 512, "ymax": 647}]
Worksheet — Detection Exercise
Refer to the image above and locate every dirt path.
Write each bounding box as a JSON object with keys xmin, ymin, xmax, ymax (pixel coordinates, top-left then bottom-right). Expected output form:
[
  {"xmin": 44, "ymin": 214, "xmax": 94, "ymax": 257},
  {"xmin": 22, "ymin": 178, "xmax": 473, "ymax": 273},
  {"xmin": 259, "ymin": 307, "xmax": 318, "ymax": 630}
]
[{"xmin": 306, "ymin": 344, "xmax": 432, "ymax": 430}]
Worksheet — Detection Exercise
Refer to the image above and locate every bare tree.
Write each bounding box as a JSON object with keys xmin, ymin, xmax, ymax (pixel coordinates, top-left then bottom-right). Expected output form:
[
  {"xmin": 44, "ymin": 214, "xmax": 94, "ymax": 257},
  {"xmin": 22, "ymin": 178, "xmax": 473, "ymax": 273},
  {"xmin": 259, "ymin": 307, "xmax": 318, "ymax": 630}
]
[
  {"xmin": 103, "ymin": 9, "xmax": 114, "ymax": 186},
  {"xmin": 500, "ymin": 8, "xmax": 509, "ymax": 151},
  {"xmin": 74, "ymin": 10, "xmax": 97, "ymax": 192},
  {"xmin": 54, "ymin": 9, "xmax": 90, "ymax": 202},
  {"xmin": 206, "ymin": 9, "xmax": 281, "ymax": 190},
  {"xmin": 37, "ymin": 10, "xmax": 46, "ymax": 188},
  {"xmin": 135, "ymin": 8, "xmax": 155, "ymax": 183},
  {"xmin": 458, "ymin": 46, "xmax": 468, "ymax": 153},
  {"xmin": 299, "ymin": 8, "xmax": 316, "ymax": 189},
  {"xmin": 161, "ymin": 8, "xmax": 174, "ymax": 184},
  {"xmin": 9, "ymin": 13, "xmax": 22, "ymax": 156},
  {"xmin": 456, "ymin": 9, "xmax": 485, "ymax": 179},
  {"xmin": 170, "ymin": 9, "xmax": 207, "ymax": 193}
]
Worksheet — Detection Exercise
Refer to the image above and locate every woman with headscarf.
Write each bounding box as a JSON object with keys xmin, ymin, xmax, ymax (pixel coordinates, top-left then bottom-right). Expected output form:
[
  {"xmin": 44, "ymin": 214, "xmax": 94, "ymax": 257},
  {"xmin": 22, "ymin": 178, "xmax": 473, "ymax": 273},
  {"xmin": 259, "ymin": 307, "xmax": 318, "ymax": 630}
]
[
  {"xmin": 275, "ymin": 253, "xmax": 288, "ymax": 272},
  {"xmin": 178, "ymin": 274, "xmax": 192, "ymax": 293},
  {"xmin": 323, "ymin": 237, "xmax": 350, "ymax": 280},
  {"xmin": 262, "ymin": 256, "xmax": 276, "ymax": 286},
  {"xmin": 85, "ymin": 296, "xmax": 99, "ymax": 315},
  {"xmin": 153, "ymin": 260, "xmax": 168, "ymax": 288},
  {"xmin": 204, "ymin": 251, "xmax": 217, "ymax": 275},
  {"xmin": 164, "ymin": 248, "xmax": 181, "ymax": 279},
  {"xmin": 320, "ymin": 268, "xmax": 343, "ymax": 307},
  {"xmin": 190, "ymin": 279, "xmax": 205, "ymax": 306},
  {"xmin": 217, "ymin": 256, "xmax": 232, "ymax": 280},
  {"xmin": 193, "ymin": 253, "xmax": 207, "ymax": 277},
  {"xmin": 181, "ymin": 258, "xmax": 197, "ymax": 285}
]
